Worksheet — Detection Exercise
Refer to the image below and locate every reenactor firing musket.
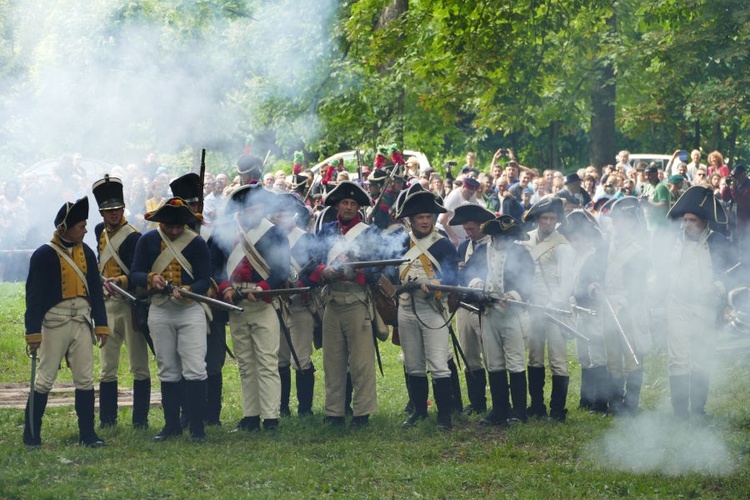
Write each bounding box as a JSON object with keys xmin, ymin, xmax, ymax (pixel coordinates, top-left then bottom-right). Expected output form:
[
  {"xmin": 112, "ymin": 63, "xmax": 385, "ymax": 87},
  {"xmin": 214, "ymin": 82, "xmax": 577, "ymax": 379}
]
[
  {"xmin": 231, "ymin": 286, "xmax": 311, "ymax": 303},
  {"xmin": 100, "ymin": 274, "xmax": 137, "ymax": 303},
  {"xmin": 398, "ymin": 282, "xmax": 575, "ymax": 317},
  {"xmin": 332, "ymin": 258, "xmax": 409, "ymax": 273},
  {"xmin": 162, "ymin": 282, "xmax": 244, "ymax": 313}
]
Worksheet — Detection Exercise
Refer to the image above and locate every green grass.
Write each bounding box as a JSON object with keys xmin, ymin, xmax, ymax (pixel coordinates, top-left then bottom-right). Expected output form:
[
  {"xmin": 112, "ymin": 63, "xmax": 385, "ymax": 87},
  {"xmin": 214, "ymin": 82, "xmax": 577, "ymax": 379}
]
[{"xmin": 1, "ymin": 281, "xmax": 749, "ymax": 498}]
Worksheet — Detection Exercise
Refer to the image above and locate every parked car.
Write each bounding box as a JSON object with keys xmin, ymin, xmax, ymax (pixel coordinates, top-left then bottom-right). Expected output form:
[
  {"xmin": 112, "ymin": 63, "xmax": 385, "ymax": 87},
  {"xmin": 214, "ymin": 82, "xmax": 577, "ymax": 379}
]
[{"xmin": 628, "ymin": 154, "xmax": 673, "ymax": 170}]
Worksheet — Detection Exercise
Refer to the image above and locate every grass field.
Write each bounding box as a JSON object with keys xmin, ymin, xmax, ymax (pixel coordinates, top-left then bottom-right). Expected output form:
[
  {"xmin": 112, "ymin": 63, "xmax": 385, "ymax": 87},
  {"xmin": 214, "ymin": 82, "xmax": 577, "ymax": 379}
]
[{"xmin": 1, "ymin": 281, "xmax": 749, "ymax": 498}]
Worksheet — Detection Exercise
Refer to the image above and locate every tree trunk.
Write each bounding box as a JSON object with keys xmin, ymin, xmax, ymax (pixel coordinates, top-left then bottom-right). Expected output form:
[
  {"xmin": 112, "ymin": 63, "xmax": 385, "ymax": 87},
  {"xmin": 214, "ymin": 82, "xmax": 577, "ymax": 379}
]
[
  {"xmin": 710, "ymin": 120, "xmax": 722, "ymax": 153},
  {"xmin": 549, "ymin": 121, "xmax": 560, "ymax": 171},
  {"xmin": 693, "ymin": 120, "xmax": 701, "ymax": 150},
  {"xmin": 589, "ymin": 13, "xmax": 616, "ymax": 169}
]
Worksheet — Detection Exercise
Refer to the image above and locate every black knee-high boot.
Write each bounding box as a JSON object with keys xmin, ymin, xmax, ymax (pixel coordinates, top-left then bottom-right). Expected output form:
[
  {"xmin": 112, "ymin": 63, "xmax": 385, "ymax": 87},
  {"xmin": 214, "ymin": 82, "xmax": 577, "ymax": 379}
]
[
  {"xmin": 344, "ymin": 372, "xmax": 353, "ymax": 416},
  {"xmin": 464, "ymin": 369, "xmax": 487, "ymax": 415},
  {"xmin": 132, "ymin": 378, "xmax": 151, "ymax": 429},
  {"xmin": 154, "ymin": 381, "xmax": 183, "ymax": 442},
  {"xmin": 279, "ymin": 365, "xmax": 292, "ymax": 417},
  {"xmin": 23, "ymin": 391, "xmax": 48, "ymax": 447},
  {"xmin": 403, "ymin": 375, "xmax": 429, "ymax": 427},
  {"xmin": 447, "ymin": 358, "xmax": 464, "ymax": 414},
  {"xmin": 550, "ymin": 375, "xmax": 570, "ymax": 422},
  {"xmin": 432, "ymin": 377, "xmax": 453, "ymax": 430},
  {"xmin": 527, "ymin": 366, "xmax": 547, "ymax": 417},
  {"xmin": 480, "ymin": 370, "xmax": 509, "ymax": 426},
  {"xmin": 186, "ymin": 379, "xmax": 207, "ymax": 442},
  {"xmin": 579, "ymin": 368, "xmax": 594, "ymax": 410},
  {"xmin": 204, "ymin": 374, "xmax": 222, "ymax": 426},
  {"xmin": 509, "ymin": 371, "xmax": 528, "ymax": 423},
  {"xmin": 76, "ymin": 389, "xmax": 105, "ymax": 447},
  {"xmin": 690, "ymin": 371, "xmax": 709, "ymax": 417},
  {"xmin": 296, "ymin": 365, "xmax": 315, "ymax": 417},
  {"xmin": 670, "ymin": 374, "xmax": 690, "ymax": 420},
  {"xmin": 99, "ymin": 380, "xmax": 118, "ymax": 428},
  {"xmin": 623, "ymin": 369, "xmax": 642, "ymax": 417}
]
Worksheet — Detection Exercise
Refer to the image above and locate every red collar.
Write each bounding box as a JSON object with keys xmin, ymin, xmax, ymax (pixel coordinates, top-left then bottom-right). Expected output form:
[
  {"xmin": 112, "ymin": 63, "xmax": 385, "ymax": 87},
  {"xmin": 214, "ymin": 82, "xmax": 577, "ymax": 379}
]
[{"xmin": 338, "ymin": 213, "xmax": 363, "ymax": 235}]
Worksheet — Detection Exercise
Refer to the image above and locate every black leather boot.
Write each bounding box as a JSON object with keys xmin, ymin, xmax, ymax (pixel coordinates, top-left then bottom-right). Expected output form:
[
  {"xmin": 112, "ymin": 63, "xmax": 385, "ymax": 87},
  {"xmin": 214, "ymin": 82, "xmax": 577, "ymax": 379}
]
[
  {"xmin": 296, "ymin": 365, "xmax": 315, "ymax": 417},
  {"xmin": 608, "ymin": 376, "xmax": 625, "ymax": 416},
  {"xmin": 23, "ymin": 390, "xmax": 48, "ymax": 447},
  {"xmin": 433, "ymin": 377, "xmax": 453, "ymax": 430},
  {"xmin": 591, "ymin": 366, "xmax": 610, "ymax": 414},
  {"xmin": 623, "ymin": 369, "xmax": 642, "ymax": 417},
  {"xmin": 186, "ymin": 379, "xmax": 207, "ymax": 442},
  {"xmin": 263, "ymin": 418, "xmax": 279, "ymax": 431},
  {"xmin": 549, "ymin": 375, "xmax": 570, "ymax": 422},
  {"xmin": 480, "ymin": 370, "xmax": 509, "ymax": 426},
  {"xmin": 279, "ymin": 365, "xmax": 292, "ymax": 417},
  {"xmin": 403, "ymin": 375, "xmax": 429, "ymax": 427},
  {"xmin": 527, "ymin": 366, "xmax": 547, "ymax": 417},
  {"xmin": 154, "ymin": 381, "xmax": 183, "ymax": 442},
  {"xmin": 179, "ymin": 378, "xmax": 190, "ymax": 429},
  {"xmin": 464, "ymin": 369, "xmax": 487, "ymax": 415},
  {"xmin": 670, "ymin": 375, "xmax": 690, "ymax": 420},
  {"xmin": 205, "ymin": 373, "xmax": 222, "ymax": 426},
  {"xmin": 232, "ymin": 415, "xmax": 261, "ymax": 432},
  {"xmin": 447, "ymin": 358, "xmax": 464, "ymax": 414},
  {"xmin": 509, "ymin": 371, "xmax": 528, "ymax": 423},
  {"xmin": 132, "ymin": 378, "xmax": 151, "ymax": 429},
  {"xmin": 402, "ymin": 367, "xmax": 414, "ymax": 414},
  {"xmin": 76, "ymin": 389, "xmax": 105, "ymax": 447},
  {"xmin": 690, "ymin": 371, "xmax": 709, "ymax": 417},
  {"xmin": 350, "ymin": 414, "xmax": 370, "ymax": 428},
  {"xmin": 99, "ymin": 380, "xmax": 118, "ymax": 428},
  {"xmin": 578, "ymin": 368, "xmax": 593, "ymax": 410}
]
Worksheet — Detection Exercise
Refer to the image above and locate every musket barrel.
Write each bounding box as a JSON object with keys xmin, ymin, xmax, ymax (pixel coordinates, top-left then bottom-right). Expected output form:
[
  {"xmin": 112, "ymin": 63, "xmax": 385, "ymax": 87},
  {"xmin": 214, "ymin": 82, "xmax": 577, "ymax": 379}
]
[
  {"xmin": 543, "ymin": 312, "xmax": 591, "ymax": 343},
  {"xmin": 100, "ymin": 275, "xmax": 137, "ymax": 303},
  {"xmin": 601, "ymin": 291, "xmax": 639, "ymax": 367},
  {"xmin": 167, "ymin": 284, "xmax": 244, "ymax": 312},
  {"xmin": 342, "ymin": 258, "xmax": 409, "ymax": 270},
  {"xmin": 252, "ymin": 287, "xmax": 311, "ymax": 297}
]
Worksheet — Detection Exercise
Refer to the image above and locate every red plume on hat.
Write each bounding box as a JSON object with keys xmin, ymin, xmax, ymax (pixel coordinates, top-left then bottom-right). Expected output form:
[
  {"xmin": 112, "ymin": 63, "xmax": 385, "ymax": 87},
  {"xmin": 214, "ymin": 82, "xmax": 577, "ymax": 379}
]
[
  {"xmin": 388, "ymin": 144, "xmax": 405, "ymax": 166},
  {"xmin": 292, "ymin": 151, "xmax": 304, "ymax": 175},
  {"xmin": 374, "ymin": 145, "xmax": 389, "ymax": 169},
  {"xmin": 243, "ymin": 134, "xmax": 254, "ymax": 155}
]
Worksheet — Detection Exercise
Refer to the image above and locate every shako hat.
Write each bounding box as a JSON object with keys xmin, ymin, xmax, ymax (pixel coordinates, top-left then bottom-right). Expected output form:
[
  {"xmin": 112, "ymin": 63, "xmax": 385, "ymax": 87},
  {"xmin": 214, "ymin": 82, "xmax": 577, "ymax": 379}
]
[
  {"xmin": 290, "ymin": 174, "xmax": 308, "ymax": 192},
  {"xmin": 396, "ymin": 190, "xmax": 446, "ymax": 219},
  {"xmin": 92, "ymin": 175, "xmax": 125, "ymax": 210},
  {"xmin": 449, "ymin": 204, "xmax": 496, "ymax": 226},
  {"xmin": 367, "ymin": 168, "xmax": 388, "ymax": 185},
  {"xmin": 480, "ymin": 215, "xmax": 528, "ymax": 241},
  {"xmin": 237, "ymin": 154, "xmax": 263, "ymax": 178},
  {"xmin": 323, "ymin": 181, "xmax": 371, "ymax": 207},
  {"xmin": 522, "ymin": 197, "xmax": 565, "ymax": 224},
  {"xmin": 55, "ymin": 197, "xmax": 89, "ymax": 232},
  {"xmin": 169, "ymin": 173, "xmax": 202, "ymax": 203},
  {"xmin": 667, "ymin": 185, "xmax": 728, "ymax": 224},
  {"xmin": 145, "ymin": 197, "xmax": 199, "ymax": 226}
]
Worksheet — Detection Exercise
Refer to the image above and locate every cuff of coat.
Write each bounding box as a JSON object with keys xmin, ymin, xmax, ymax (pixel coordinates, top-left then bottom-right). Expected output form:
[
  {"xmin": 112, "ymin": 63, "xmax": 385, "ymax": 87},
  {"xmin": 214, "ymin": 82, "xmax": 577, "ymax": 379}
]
[
  {"xmin": 309, "ymin": 264, "xmax": 325, "ymax": 284},
  {"xmin": 25, "ymin": 333, "xmax": 42, "ymax": 344},
  {"xmin": 257, "ymin": 281, "xmax": 272, "ymax": 303},
  {"xmin": 354, "ymin": 270, "xmax": 366, "ymax": 286},
  {"xmin": 147, "ymin": 272, "xmax": 157, "ymax": 290},
  {"xmin": 217, "ymin": 280, "xmax": 233, "ymax": 295},
  {"xmin": 468, "ymin": 278, "xmax": 484, "ymax": 289},
  {"xmin": 118, "ymin": 275, "xmax": 129, "ymax": 290},
  {"xmin": 94, "ymin": 326, "xmax": 109, "ymax": 336}
]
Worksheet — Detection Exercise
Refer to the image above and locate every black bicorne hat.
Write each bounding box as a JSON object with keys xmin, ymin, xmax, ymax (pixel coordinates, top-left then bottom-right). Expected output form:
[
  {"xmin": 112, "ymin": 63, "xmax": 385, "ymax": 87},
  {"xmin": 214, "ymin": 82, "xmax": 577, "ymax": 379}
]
[
  {"xmin": 323, "ymin": 181, "xmax": 371, "ymax": 207},
  {"xmin": 396, "ymin": 190, "xmax": 446, "ymax": 219},
  {"xmin": 367, "ymin": 168, "xmax": 388, "ymax": 185},
  {"xmin": 237, "ymin": 154, "xmax": 263, "ymax": 178},
  {"xmin": 92, "ymin": 175, "xmax": 125, "ymax": 210},
  {"xmin": 449, "ymin": 204, "xmax": 496, "ymax": 226},
  {"xmin": 145, "ymin": 197, "xmax": 200, "ymax": 226},
  {"xmin": 522, "ymin": 197, "xmax": 565, "ymax": 224},
  {"xmin": 225, "ymin": 183, "xmax": 272, "ymax": 214},
  {"xmin": 668, "ymin": 185, "xmax": 728, "ymax": 224},
  {"xmin": 55, "ymin": 197, "xmax": 89, "ymax": 232},
  {"xmin": 169, "ymin": 173, "xmax": 202, "ymax": 204},
  {"xmin": 558, "ymin": 209, "xmax": 602, "ymax": 240},
  {"xmin": 480, "ymin": 215, "xmax": 529, "ymax": 241}
]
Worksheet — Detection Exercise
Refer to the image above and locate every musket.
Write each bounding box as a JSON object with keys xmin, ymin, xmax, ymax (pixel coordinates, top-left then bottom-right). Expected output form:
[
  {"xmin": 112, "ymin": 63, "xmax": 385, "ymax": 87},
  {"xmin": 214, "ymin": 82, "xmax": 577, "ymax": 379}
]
[
  {"xmin": 27, "ymin": 348, "xmax": 37, "ymax": 440},
  {"xmin": 459, "ymin": 301, "xmax": 481, "ymax": 314},
  {"xmin": 334, "ymin": 258, "xmax": 409, "ymax": 271},
  {"xmin": 572, "ymin": 304, "xmax": 597, "ymax": 316},
  {"xmin": 355, "ymin": 149, "xmax": 364, "ymax": 186},
  {"xmin": 601, "ymin": 291, "xmax": 640, "ymax": 367},
  {"xmin": 163, "ymin": 283, "xmax": 244, "ymax": 313},
  {"xmin": 504, "ymin": 299, "xmax": 573, "ymax": 317},
  {"xmin": 366, "ymin": 163, "xmax": 401, "ymax": 223},
  {"xmin": 261, "ymin": 149, "xmax": 272, "ymax": 172},
  {"xmin": 198, "ymin": 148, "xmax": 207, "ymax": 215},
  {"xmin": 100, "ymin": 275, "xmax": 137, "ymax": 303},
  {"xmin": 276, "ymin": 301, "xmax": 302, "ymax": 371},
  {"xmin": 232, "ymin": 287, "xmax": 311, "ymax": 304},
  {"xmin": 543, "ymin": 312, "xmax": 591, "ymax": 343}
]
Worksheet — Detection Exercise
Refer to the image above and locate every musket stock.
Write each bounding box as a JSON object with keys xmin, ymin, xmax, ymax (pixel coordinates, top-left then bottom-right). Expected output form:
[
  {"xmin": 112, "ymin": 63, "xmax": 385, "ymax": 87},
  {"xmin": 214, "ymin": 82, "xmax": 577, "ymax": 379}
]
[{"xmin": 100, "ymin": 275, "xmax": 137, "ymax": 303}]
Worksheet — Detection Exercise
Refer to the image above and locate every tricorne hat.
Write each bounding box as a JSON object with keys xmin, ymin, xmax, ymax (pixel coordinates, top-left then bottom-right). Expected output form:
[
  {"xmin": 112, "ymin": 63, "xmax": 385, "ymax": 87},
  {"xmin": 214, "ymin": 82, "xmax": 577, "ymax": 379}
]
[
  {"xmin": 558, "ymin": 209, "xmax": 602, "ymax": 240},
  {"xmin": 667, "ymin": 185, "xmax": 728, "ymax": 224},
  {"xmin": 396, "ymin": 190, "xmax": 446, "ymax": 219},
  {"xmin": 480, "ymin": 215, "xmax": 529, "ymax": 241},
  {"xmin": 225, "ymin": 183, "xmax": 272, "ymax": 214},
  {"xmin": 55, "ymin": 197, "xmax": 89, "ymax": 232},
  {"xmin": 145, "ymin": 197, "xmax": 200, "ymax": 226},
  {"xmin": 92, "ymin": 175, "xmax": 125, "ymax": 210},
  {"xmin": 449, "ymin": 204, "xmax": 496, "ymax": 226},
  {"xmin": 323, "ymin": 181, "xmax": 371, "ymax": 207}
]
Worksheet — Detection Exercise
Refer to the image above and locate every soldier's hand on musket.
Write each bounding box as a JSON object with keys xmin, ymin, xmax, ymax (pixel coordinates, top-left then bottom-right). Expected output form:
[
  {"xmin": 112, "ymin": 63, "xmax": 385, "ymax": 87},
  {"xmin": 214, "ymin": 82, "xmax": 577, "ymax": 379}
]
[
  {"xmin": 244, "ymin": 286, "xmax": 263, "ymax": 302},
  {"xmin": 96, "ymin": 334, "xmax": 108, "ymax": 348},
  {"xmin": 223, "ymin": 287, "xmax": 237, "ymax": 304},
  {"xmin": 27, "ymin": 342, "xmax": 40, "ymax": 356},
  {"xmin": 171, "ymin": 287, "xmax": 183, "ymax": 299},
  {"xmin": 151, "ymin": 274, "xmax": 167, "ymax": 291},
  {"xmin": 420, "ymin": 283, "xmax": 431, "ymax": 294}
]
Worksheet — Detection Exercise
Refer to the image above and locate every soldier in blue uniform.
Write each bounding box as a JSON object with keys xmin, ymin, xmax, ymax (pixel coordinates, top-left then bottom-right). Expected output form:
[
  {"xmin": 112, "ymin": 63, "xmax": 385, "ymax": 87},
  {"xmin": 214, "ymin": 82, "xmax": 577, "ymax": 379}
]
[{"xmin": 23, "ymin": 197, "xmax": 109, "ymax": 447}]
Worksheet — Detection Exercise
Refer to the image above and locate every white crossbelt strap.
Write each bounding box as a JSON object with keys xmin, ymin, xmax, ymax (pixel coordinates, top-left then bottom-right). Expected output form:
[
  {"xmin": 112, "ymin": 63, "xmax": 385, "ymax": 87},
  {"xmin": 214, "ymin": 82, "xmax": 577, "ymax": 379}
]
[
  {"xmin": 226, "ymin": 218, "xmax": 273, "ymax": 281},
  {"xmin": 153, "ymin": 228, "xmax": 198, "ymax": 278},
  {"xmin": 98, "ymin": 225, "xmax": 136, "ymax": 275},
  {"xmin": 288, "ymin": 227, "xmax": 305, "ymax": 270},
  {"xmin": 399, "ymin": 231, "xmax": 443, "ymax": 277},
  {"xmin": 327, "ymin": 222, "xmax": 368, "ymax": 264},
  {"xmin": 46, "ymin": 242, "xmax": 90, "ymax": 296}
]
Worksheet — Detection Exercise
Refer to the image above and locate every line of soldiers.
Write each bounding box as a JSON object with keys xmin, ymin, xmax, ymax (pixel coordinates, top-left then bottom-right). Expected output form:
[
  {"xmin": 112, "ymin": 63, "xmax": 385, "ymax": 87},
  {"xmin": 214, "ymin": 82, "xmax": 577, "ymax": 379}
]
[{"xmin": 22, "ymin": 156, "xmax": 738, "ymax": 447}]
